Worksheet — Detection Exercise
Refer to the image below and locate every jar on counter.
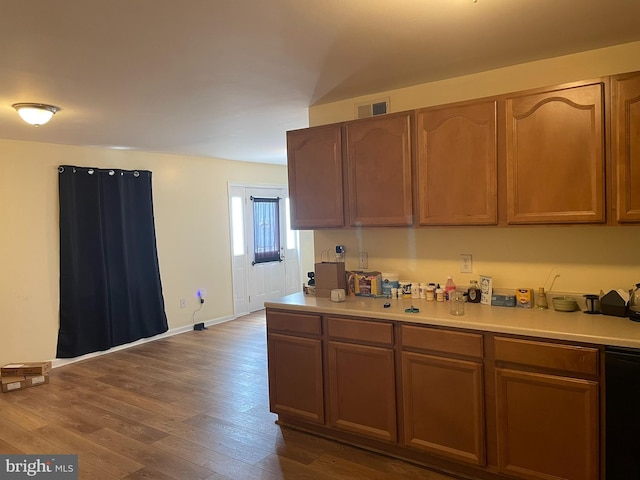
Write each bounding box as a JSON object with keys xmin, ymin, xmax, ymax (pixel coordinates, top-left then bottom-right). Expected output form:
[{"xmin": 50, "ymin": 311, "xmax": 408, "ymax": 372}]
[
  {"xmin": 467, "ymin": 280, "xmax": 481, "ymax": 303},
  {"xmin": 426, "ymin": 284, "xmax": 435, "ymax": 301}
]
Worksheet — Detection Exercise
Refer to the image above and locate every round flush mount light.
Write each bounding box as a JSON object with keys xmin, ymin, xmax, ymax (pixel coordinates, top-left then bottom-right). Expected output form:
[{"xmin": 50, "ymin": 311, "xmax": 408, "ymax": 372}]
[{"xmin": 12, "ymin": 103, "xmax": 60, "ymax": 126}]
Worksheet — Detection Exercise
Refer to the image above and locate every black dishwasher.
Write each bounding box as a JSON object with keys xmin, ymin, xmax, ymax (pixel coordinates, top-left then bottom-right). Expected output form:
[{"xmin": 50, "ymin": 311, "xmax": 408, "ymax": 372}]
[{"xmin": 606, "ymin": 347, "xmax": 640, "ymax": 479}]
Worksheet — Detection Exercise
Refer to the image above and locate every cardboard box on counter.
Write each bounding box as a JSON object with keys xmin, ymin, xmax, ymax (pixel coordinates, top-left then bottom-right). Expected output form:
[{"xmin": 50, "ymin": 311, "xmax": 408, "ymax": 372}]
[
  {"xmin": 1, "ymin": 374, "xmax": 49, "ymax": 393},
  {"xmin": 314, "ymin": 262, "xmax": 346, "ymax": 298},
  {"xmin": 516, "ymin": 288, "xmax": 534, "ymax": 308},
  {"xmin": 353, "ymin": 271, "xmax": 382, "ymax": 297},
  {"xmin": 1, "ymin": 361, "xmax": 51, "ymax": 377},
  {"xmin": 491, "ymin": 294, "xmax": 517, "ymax": 307}
]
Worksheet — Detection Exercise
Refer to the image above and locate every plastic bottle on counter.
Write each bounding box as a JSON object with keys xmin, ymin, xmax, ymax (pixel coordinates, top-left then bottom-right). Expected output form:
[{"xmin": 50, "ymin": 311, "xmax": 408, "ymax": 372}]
[
  {"xmin": 444, "ymin": 276, "xmax": 456, "ymax": 301},
  {"xmin": 435, "ymin": 284, "xmax": 444, "ymax": 302}
]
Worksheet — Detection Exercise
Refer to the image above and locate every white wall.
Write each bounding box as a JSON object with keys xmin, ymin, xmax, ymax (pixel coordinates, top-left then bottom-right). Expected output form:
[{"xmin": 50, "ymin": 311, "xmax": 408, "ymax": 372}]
[
  {"xmin": 0, "ymin": 139, "xmax": 290, "ymax": 366},
  {"xmin": 308, "ymin": 41, "xmax": 640, "ymax": 296}
]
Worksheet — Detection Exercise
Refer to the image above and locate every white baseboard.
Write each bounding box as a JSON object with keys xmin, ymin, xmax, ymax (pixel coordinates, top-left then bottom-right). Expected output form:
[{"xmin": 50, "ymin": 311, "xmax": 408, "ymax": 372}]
[{"xmin": 51, "ymin": 314, "xmax": 238, "ymax": 369}]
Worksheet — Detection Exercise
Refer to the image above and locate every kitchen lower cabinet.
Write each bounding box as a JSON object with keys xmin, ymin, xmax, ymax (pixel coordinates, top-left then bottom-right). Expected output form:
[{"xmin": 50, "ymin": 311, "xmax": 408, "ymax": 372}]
[
  {"xmin": 401, "ymin": 325, "xmax": 486, "ymax": 466},
  {"xmin": 402, "ymin": 352, "xmax": 485, "ymax": 465},
  {"xmin": 266, "ymin": 307, "xmax": 605, "ymax": 480},
  {"xmin": 612, "ymin": 71, "xmax": 640, "ymax": 223},
  {"xmin": 504, "ymin": 81, "xmax": 606, "ymax": 224},
  {"xmin": 266, "ymin": 311, "xmax": 324, "ymax": 424},
  {"xmin": 493, "ymin": 337, "xmax": 600, "ymax": 480},
  {"xmin": 326, "ymin": 316, "xmax": 397, "ymax": 442}
]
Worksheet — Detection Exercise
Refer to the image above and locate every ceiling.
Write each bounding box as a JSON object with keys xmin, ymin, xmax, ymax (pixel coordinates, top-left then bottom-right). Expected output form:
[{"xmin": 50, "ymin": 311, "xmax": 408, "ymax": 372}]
[{"xmin": 2, "ymin": 0, "xmax": 639, "ymax": 165}]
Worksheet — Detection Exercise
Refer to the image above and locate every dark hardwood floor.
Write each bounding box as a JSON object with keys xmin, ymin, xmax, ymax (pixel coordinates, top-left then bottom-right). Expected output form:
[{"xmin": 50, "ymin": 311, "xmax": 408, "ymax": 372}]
[{"xmin": 0, "ymin": 311, "xmax": 465, "ymax": 479}]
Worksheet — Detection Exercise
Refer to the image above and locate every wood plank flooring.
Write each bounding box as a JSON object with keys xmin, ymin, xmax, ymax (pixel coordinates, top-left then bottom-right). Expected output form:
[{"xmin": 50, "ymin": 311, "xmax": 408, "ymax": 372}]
[{"xmin": 0, "ymin": 311, "xmax": 467, "ymax": 479}]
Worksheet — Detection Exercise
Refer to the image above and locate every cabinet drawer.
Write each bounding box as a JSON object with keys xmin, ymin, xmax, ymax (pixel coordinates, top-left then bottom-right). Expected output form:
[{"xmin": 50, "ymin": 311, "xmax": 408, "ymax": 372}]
[
  {"xmin": 267, "ymin": 311, "xmax": 322, "ymax": 336},
  {"xmin": 402, "ymin": 325, "xmax": 483, "ymax": 359},
  {"xmin": 494, "ymin": 336, "xmax": 599, "ymax": 376},
  {"xmin": 327, "ymin": 317, "xmax": 393, "ymax": 346}
]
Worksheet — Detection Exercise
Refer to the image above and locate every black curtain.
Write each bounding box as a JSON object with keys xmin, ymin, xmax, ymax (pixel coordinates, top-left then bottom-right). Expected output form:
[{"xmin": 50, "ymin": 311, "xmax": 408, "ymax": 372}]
[
  {"xmin": 57, "ymin": 166, "xmax": 168, "ymax": 358},
  {"xmin": 252, "ymin": 197, "xmax": 281, "ymax": 264}
]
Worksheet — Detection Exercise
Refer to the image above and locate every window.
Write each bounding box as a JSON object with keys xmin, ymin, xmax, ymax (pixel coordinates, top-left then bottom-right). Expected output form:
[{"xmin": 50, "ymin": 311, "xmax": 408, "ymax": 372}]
[
  {"xmin": 252, "ymin": 197, "xmax": 280, "ymax": 264},
  {"xmin": 231, "ymin": 196, "xmax": 244, "ymax": 256},
  {"xmin": 285, "ymin": 198, "xmax": 298, "ymax": 251}
]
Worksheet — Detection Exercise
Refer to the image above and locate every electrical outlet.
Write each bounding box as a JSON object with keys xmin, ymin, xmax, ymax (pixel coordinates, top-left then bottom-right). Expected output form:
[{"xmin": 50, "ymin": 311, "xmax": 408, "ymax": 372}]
[
  {"xmin": 460, "ymin": 254, "xmax": 473, "ymax": 273},
  {"xmin": 359, "ymin": 251, "xmax": 368, "ymax": 269},
  {"xmin": 180, "ymin": 298, "xmax": 186, "ymax": 308}
]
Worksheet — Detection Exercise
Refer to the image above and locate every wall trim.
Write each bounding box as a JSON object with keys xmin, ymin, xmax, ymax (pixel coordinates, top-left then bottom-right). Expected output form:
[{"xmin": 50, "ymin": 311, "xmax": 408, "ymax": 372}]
[{"xmin": 50, "ymin": 314, "xmax": 238, "ymax": 369}]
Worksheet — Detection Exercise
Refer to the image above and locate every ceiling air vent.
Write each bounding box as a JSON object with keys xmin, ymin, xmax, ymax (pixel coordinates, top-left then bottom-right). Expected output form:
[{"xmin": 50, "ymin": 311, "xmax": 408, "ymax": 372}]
[{"xmin": 355, "ymin": 98, "xmax": 389, "ymax": 119}]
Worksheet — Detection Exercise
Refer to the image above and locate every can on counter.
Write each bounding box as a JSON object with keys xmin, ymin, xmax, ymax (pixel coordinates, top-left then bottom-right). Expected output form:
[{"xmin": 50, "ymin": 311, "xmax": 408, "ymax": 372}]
[{"xmin": 399, "ymin": 281, "xmax": 412, "ymax": 299}]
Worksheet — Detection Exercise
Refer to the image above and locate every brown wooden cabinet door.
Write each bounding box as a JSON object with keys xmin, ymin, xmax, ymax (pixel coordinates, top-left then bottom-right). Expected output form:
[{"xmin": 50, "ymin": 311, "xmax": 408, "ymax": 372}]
[
  {"xmin": 401, "ymin": 351, "xmax": 486, "ymax": 466},
  {"xmin": 495, "ymin": 368, "xmax": 599, "ymax": 480},
  {"xmin": 327, "ymin": 340, "xmax": 397, "ymax": 442},
  {"xmin": 345, "ymin": 112, "xmax": 413, "ymax": 226},
  {"xmin": 267, "ymin": 333, "xmax": 324, "ymax": 424},
  {"xmin": 505, "ymin": 83, "xmax": 605, "ymax": 224},
  {"xmin": 287, "ymin": 124, "xmax": 344, "ymax": 229},
  {"xmin": 612, "ymin": 72, "xmax": 640, "ymax": 223},
  {"xmin": 416, "ymin": 101, "xmax": 498, "ymax": 225}
]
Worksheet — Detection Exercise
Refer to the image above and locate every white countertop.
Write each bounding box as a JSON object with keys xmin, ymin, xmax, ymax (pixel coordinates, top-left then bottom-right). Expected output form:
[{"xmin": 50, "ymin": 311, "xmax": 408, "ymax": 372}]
[{"xmin": 265, "ymin": 292, "xmax": 640, "ymax": 349}]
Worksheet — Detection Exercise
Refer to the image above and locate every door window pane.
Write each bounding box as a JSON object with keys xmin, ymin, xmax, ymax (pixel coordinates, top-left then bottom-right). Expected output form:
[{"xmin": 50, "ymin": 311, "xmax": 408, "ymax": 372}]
[{"xmin": 253, "ymin": 197, "xmax": 280, "ymax": 264}]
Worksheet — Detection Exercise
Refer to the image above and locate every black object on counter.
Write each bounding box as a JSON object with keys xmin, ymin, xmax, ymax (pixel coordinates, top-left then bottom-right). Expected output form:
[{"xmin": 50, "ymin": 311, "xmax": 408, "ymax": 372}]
[
  {"xmin": 583, "ymin": 294, "xmax": 600, "ymax": 315},
  {"xmin": 600, "ymin": 290, "xmax": 628, "ymax": 317}
]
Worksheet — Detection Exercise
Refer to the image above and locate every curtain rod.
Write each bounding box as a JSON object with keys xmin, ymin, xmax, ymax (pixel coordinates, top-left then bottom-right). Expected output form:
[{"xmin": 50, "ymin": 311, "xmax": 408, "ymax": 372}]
[
  {"xmin": 58, "ymin": 166, "xmax": 146, "ymax": 177},
  {"xmin": 249, "ymin": 195, "xmax": 281, "ymax": 201}
]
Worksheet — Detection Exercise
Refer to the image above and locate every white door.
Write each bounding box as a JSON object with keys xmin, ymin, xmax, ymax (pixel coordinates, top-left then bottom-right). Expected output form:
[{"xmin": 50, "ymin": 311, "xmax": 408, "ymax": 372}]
[{"xmin": 229, "ymin": 184, "xmax": 300, "ymax": 314}]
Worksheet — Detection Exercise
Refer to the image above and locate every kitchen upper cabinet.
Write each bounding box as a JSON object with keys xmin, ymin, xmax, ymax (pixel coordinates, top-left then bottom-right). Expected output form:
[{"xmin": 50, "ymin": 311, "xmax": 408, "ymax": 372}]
[
  {"xmin": 416, "ymin": 101, "xmax": 498, "ymax": 225},
  {"xmin": 287, "ymin": 124, "xmax": 344, "ymax": 229},
  {"xmin": 493, "ymin": 337, "xmax": 600, "ymax": 480},
  {"xmin": 612, "ymin": 72, "xmax": 640, "ymax": 223},
  {"xmin": 401, "ymin": 325, "xmax": 486, "ymax": 466},
  {"xmin": 505, "ymin": 82, "xmax": 606, "ymax": 224},
  {"xmin": 344, "ymin": 112, "xmax": 413, "ymax": 226},
  {"xmin": 266, "ymin": 311, "xmax": 324, "ymax": 424},
  {"xmin": 326, "ymin": 317, "xmax": 397, "ymax": 442}
]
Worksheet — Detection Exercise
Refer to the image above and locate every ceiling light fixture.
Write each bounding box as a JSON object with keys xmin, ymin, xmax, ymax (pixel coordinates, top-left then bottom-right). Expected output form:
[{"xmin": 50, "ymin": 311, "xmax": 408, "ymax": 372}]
[{"xmin": 12, "ymin": 103, "xmax": 60, "ymax": 126}]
